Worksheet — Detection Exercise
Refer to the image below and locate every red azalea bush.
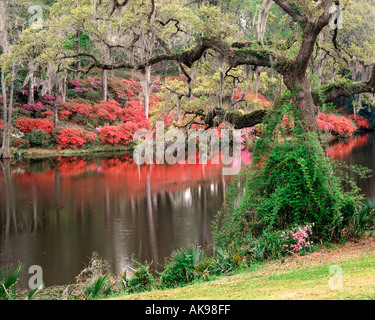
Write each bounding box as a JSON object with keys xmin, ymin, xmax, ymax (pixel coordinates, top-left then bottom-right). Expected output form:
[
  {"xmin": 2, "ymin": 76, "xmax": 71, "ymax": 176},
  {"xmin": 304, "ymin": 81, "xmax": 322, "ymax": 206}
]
[
  {"xmin": 58, "ymin": 99, "xmax": 147, "ymax": 127},
  {"xmin": 121, "ymin": 101, "xmax": 149, "ymax": 124},
  {"xmin": 92, "ymin": 100, "xmax": 123, "ymax": 125},
  {"xmin": 232, "ymin": 88, "xmax": 271, "ymax": 108},
  {"xmin": 41, "ymin": 110, "xmax": 54, "ymax": 118},
  {"xmin": 99, "ymin": 113, "xmax": 150, "ymax": 147},
  {"xmin": 98, "ymin": 125, "xmax": 130, "ymax": 146},
  {"xmin": 348, "ymin": 114, "xmax": 370, "ymax": 130},
  {"xmin": 58, "ymin": 101, "xmax": 93, "ymax": 121},
  {"xmin": 109, "ymin": 77, "xmax": 142, "ymax": 101},
  {"xmin": 14, "ymin": 117, "xmax": 54, "ymax": 135},
  {"xmin": 317, "ymin": 113, "xmax": 357, "ymax": 137},
  {"xmin": 57, "ymin": 127, "xmax": 96, "ymax": 149},
  {"xmin": 98, "ymin": 123, "xmax": 144, "ymax": 146}
]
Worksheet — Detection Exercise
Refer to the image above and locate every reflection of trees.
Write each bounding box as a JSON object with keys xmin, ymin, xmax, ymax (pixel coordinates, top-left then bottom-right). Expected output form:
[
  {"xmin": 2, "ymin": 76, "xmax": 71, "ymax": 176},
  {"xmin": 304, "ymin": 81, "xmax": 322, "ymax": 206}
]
[
  {"xmin": 55, "ymin": 164, "xmax": 61, "ymax": 227},
  {"xmin": 146, "ymin": 174, "xmax": 158, "ymax": 265},
  {"xmin": 329, "ymin": 133, "xmax": 375, "ymax": 199},
  {"xmin": 0, "ymin": 160, "xmax": 17, "ymax": 237},
  {"xmin": 32, "ymin": 185, "xmax": 37, "ymax": 233},
  {"xmin": 328, "ymin": 134, "xmax": 370, "ymax": 159},
  {"xmin": 0, "ymin": 154, "xmax": 228, "ymax": 284}
]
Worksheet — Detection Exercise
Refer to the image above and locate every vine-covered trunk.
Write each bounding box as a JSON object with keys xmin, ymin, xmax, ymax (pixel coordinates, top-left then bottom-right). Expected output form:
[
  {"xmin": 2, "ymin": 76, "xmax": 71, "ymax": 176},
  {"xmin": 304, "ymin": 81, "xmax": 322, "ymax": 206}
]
[{"xmin": 284, "ymin": 73, "xmax": 319, "ymax": 134}]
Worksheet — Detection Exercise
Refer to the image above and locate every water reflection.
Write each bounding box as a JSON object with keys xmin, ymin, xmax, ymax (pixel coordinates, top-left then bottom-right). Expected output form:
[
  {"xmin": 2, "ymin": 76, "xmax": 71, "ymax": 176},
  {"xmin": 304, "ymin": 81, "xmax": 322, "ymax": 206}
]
[
  {"xmin": 328, "ymin": 133, "xmax": 375, "ymax": 200},
  {"xmin": 0, "ymin": 153, "xmax": 250, "ymax": 286},
  {"xmin": 1, "ymin": 133, "xmax": 374, "ymax": 288}
]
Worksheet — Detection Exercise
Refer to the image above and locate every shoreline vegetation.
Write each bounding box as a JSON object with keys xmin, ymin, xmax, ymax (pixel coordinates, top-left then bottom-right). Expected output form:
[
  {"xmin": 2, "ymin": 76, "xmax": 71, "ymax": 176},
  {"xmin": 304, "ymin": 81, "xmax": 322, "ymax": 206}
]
[
  {"xmin": 13, "ymin": 235, "xmax": 375, "ymax": 300},
  {"xmin": 2, "ymin": 131, "xmax": 374, "ymax": 301},
  {"xmin": 6, "ymin": 130, "xmax": 373, "ymax": 162},
  {"xmin": 13, "ymin": 145, "xmax": 132, "ymax": 160}
]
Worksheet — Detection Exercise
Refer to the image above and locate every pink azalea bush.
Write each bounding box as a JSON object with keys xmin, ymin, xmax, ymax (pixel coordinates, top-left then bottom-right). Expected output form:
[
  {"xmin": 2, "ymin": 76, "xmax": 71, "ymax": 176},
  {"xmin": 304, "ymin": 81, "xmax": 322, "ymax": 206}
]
[
  {"xmin": 23, "ymin": 102, "xmax": 46, "ymax": 112},
  {"xmin": 280, "ymin": 224, "xmax": 314, "ymax": 255}
]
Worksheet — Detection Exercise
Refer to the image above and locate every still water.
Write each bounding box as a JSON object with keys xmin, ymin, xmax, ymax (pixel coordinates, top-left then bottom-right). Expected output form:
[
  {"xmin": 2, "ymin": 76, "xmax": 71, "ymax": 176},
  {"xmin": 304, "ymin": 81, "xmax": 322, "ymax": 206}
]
[
  {"xmin": 0, "ymin": 150, "xmax": 250, "ymax": 286},
  {"xmin": 0, "ymin": 134, "xmax": 374, "ymax": 287}
]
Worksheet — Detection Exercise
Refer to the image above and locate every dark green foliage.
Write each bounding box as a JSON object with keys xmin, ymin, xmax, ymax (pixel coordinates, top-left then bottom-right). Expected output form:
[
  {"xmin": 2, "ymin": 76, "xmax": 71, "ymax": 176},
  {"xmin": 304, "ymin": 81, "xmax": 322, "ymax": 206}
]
[
  {"xmin": 253, "ymin": 134, "xmax": 350, "ymax": 239},
  {"xmin": 85, "ymin": 275, "xmax": 109, "ymax": 299},
  {"xmin": 123, "ymin": 259, "xmax": 155, "ymax": 294},
  {"xmin": 212, "ymin": 97, "xmax": 367, "ymax": 256},
  {"xmin": 0, "ymin": 263, "xmax": 24, "ymax": 300},
  {"xmin": 345, "ymin": 200, "xmax": 375, "ymax": 238},
  {"xmin": 210, "ymin": 247, "xmax": 244, "ymax": 276},
  {"xmin": 158, "ymin": 246, "xmax": 209, "ymax": 288},
  {"xmin": 25, "ymin": 129, "xmax": 51, "ymax": 147}
]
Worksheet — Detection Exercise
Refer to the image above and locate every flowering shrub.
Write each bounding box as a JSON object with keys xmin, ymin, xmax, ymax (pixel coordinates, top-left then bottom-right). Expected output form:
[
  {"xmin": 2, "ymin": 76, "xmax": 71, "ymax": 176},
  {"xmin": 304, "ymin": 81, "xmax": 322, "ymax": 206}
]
[
  {"xmin": 58, "ymin": 101, "xmax": 93, "ymax": 123},
  {"xmin": 348, "ymin": 114, "xmax": 370, "ymax": 130},
  {"xmin": 232, "ymin": 88, "xmax": 271, "ymax": 108},
  {"xmin": 121, "ymin": 101, "xmax": 149, "ymax": 126},
  {"xmin": 70, "ymin": 77, "xmax": 102, "ymax": 93},
  {"xmin": 0, "ymin": 94, "xmax": 9, "ymax": 105},
  {"xmin": 22, "ymin": 102, "xmax": 46, "ymax": 112},
  {"xmin": 99, "ymin": 115, "xmax": 149, "ymax": 146},
  {"xmin": 317, "ymin": 113, "xmax": 357, "ymax": 137},
  {"xmin": 26, "ymin": 129, "xmax": 51, "ymax": 147},
  {"xmin": 57, "ymin": 127, "xmax": 96, "ymax": 150},
  {"xmin": 14, "ymin": 117, "xmax": 54, "ymax": 135},
  {"xmin": 92, "ymin": 100, "xmax": 123, "ymax": 124},
  {"xmin": 12, "ymin": 138, "xmax": 30, "ymax": 149},
  {"xmin": 42, "ymin": 94, "xmax": 55, "ymax": 105},
  {"xmin": 98, "ymin": 124, "xmax": 132, "ymax": 146},
  {"xmin": 280, "ymin": 224, "xmax": 314, "ymax": 255},
  {"xmin": 109, "ymin": 77, "xmax": 142, "ymax": 101},
  {"xmin": 41, "ymin": 110, "xmax": 54, "ymax": 118}
]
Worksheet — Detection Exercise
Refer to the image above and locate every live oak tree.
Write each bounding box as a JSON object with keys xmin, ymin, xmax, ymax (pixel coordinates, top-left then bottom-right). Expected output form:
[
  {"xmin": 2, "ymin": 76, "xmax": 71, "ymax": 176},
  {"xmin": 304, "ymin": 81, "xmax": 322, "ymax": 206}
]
[
  {"xmin": 2, "ymin": 0, "xmax": 375, "ymax": 152},
  {"xmin": 1, "ymin": 0, "xmax": 374, "ymax": 246},
  {"xmin": 44, "ymin": 0, "xmax": 375, "ymax": 133}
]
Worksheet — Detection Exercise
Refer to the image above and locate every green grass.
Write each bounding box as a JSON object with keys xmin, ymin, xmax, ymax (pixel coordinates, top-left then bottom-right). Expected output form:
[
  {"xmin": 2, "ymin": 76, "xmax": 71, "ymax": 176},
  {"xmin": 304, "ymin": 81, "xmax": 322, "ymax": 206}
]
[
  {"xmin": 108, "ymin": 243, "xmax": 375, "ymax": 300},
  {"xmin": 15, "ymin": 145, "xmax": 132, "ymax": 159}
]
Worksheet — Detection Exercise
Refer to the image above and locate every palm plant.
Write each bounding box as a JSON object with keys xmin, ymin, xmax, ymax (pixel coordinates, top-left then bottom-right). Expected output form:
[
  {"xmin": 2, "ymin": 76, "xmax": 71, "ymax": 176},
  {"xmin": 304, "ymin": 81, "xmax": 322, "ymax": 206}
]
[
  {"xmin": 0, "ymin": 263, "xmax": 24, "ymax": 300},
  {"xmin": 347, "ymin": 201, "xmax": 375, "ymax": 238},
  {"xmin": 85, "ymin": 275, "xmax": 109, "ymax": 299},
  {"xmin": 159, "ymin": 246, "xmax": 208, "ymax": 288}
]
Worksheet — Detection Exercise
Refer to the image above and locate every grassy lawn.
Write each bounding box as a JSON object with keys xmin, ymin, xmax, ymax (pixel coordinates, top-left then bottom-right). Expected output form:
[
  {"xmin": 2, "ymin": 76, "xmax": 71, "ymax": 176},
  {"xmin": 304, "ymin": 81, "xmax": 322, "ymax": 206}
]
[{"xmin": 109, "ymin": 238, "xmax": 375, "ymax": 300}]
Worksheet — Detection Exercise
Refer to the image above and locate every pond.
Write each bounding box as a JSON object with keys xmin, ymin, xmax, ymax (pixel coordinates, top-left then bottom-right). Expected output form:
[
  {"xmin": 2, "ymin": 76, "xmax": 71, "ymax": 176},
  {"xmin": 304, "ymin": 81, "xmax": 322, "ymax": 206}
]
[
  {"xmin": 0, "ymin": 133, "xmax": 374, "ymax": 287},
  {"xmin": 0, "ymin": 150, "xmax": 250, "ymax": 287}
]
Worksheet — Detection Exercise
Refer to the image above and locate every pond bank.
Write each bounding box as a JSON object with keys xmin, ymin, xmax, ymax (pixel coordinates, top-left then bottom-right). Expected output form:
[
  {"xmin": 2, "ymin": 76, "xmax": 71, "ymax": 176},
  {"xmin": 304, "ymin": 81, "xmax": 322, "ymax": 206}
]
[
  {"xmin": 6, "ymin": 131, "xmax": 348, "ymax": 161},
  {"xmin": 15, "ymin": 236, "xmax": 375, "ymax": 300},
  {"xmin": 108, "ymin": 236, "xmax": 375, "ymax": 300},
  {"xmin": 12, "ymin": 145, "xmax": 132, "ymax": 160}
]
